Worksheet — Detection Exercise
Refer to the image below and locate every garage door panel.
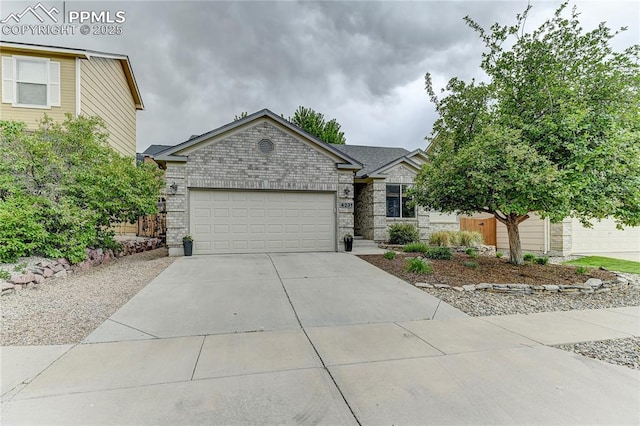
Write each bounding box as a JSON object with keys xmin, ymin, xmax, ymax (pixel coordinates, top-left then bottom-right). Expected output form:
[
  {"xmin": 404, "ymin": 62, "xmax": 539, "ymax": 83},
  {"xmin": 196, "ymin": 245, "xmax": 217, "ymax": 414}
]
[
  {"xmin": 572, "ymin": 218, "xmax": 640, "ymax": 253},
  {"xmin": 190, "ymin": 190, "xmax": 335, "ymax": 254}
]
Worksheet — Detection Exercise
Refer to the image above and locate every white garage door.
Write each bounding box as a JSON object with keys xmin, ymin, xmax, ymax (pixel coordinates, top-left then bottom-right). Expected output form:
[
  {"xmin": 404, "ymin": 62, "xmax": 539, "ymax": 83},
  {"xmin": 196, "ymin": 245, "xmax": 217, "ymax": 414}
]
[
  {"xmin": 572, "ymin": 218, "xmax": 640, "ymax": 256},
  {"xmin": 189, "ymin": 190, "xmax": 336, "ymax": 254}
]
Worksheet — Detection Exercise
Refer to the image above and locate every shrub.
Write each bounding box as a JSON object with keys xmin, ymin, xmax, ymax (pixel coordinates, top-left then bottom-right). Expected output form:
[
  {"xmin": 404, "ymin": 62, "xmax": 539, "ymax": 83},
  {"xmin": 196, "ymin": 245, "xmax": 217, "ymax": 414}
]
[
  {"xmin": 523, "ymin": 253, "xmax": 537, "ymax": 262},
  {"xmin": 465, "ymin": 247, "xmax": 478, "ymax": 258},
  {"xmin": 0, "ymin": 195, "xmax": 48, "ymax": 263},
  {"xmin": 388, "ymin": 223, "xmax": 419, "ymax": 245},
  {"xmin": 429, "ymin": 230, "xmax": 483, "ymax": 247},
  {"xmin": 0, "ymin": 116, "xmax": 164, "ymax": 263},
  {"xmin": 424, "ymin": 246, "xmax": 453, "ymax": 260},
  {"xmin": 535, "ymin": 256, "xmax": 549, "ymax": 265},
  {"xmin": 0, "ymin": 269, "xmax": 10, "ymax": 280},
  {"xmin": 496, "ymin": 251, "xmax": 504, "ymax": 258},
  {"xmin": 406, "ymin": 257, "xmax": 433, "ymax": 274},
  {"xmin": 403, "ymin": 242, "xmax": 430, "ymax": 253},
  {"xmin": 463, "ymin": 261, "xmax": 479, "ymax": 269},
  {"xmin": 384, "ymin": 251, "xmax": 396, "ymax": 260},
  {"xmin": 429, "ymin": 231, "xmax": 457, "ymax": 246},
  {"xmin": 576, "ymin": 266, "xmax": 588, "ymax": 275},
  {"xmin": 459, "ymin": 230, "xmax": 484, "ymax": 246}
]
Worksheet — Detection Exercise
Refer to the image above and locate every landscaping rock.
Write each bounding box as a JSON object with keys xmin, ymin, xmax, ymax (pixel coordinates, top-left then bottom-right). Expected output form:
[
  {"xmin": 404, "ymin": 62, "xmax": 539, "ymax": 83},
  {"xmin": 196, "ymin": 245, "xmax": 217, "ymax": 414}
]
[
  {"xmin": 433, "ymin": 283, "xmax": 450, "ymax": 289},
  {"xmin": 543, "ymin": 285, "xmax": 559, "ymax": 291},
  {"xmin": 10, "ymin": 273, "xmax": 36, "ymax": 285},
  {"xmin": 43, "ymin": 268, "xmax": 54, "ymax": 278},
  {"xmin": 33, "ymin": 275, "xmax": 45, "ymax": 284},
  {"xmin": 2, "ymin": 282, "xmax": 15, "ymax": 291},
  {"xmin": 54, "ymin": 270, "xmax": 67, "ymax": 278},
  {"xmin": 52, "ymin": 264, "xmax": 65, "ymax": 273},
  {"xmin": 462, "ymin": 284, "xmax": 476, "ymax": 291},
  {"xmin": 584, "ymin": 278, "xmax": 603, "ymax": 288}
]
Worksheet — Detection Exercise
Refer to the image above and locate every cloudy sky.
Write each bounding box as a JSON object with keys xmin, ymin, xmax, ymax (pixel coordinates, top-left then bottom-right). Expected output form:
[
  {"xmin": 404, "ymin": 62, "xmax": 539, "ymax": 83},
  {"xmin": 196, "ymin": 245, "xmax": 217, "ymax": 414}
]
[{"xmin": 2, "ymin": 0, "xmax": 639, "ymax": 152}]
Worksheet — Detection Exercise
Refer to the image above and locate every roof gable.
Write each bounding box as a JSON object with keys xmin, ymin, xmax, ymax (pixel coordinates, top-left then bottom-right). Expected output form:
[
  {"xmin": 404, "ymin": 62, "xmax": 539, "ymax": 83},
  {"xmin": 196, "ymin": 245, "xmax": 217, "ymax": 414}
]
[
  {"xmin": 155, "ymin": 109, "xmax": 361, "ymax": 169},
  {"xmin": 0, "ymin": 41, "xmax": 143, "ymax": 110},
  {"xmin": 333, "ymin": 144, "xmax": 425, "ymax": 178}
]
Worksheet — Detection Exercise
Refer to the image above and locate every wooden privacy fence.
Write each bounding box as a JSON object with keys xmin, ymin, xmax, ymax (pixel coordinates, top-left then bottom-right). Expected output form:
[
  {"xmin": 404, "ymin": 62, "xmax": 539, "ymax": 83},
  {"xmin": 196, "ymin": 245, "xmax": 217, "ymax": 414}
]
[
  {"xmin": 137, "ymin": 213, "xmax": 167, "ymax": 239},
  {"xmin": 460, "ymin": 217, "xmax": 497, "ymax": 246}
]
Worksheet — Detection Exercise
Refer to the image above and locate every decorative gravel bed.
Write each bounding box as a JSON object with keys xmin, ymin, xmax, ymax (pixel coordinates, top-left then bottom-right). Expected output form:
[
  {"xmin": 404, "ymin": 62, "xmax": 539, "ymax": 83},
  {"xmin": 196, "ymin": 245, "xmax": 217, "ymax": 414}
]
[
  {"xmin": 554, "ymin": 338, "xmax": 640, "ymax": 370},
  {"xmin": 0, "ymin": 249, "xmax": 174, "ymax": 346},
  {"xmin": 420, "ymin": 284, "xmax": 640, "ymax": 317}
]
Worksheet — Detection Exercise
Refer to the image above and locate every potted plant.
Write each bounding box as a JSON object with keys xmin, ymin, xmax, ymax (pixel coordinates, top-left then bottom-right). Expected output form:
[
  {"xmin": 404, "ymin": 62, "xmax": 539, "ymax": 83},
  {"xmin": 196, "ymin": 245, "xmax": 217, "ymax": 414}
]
[
  {"xmin": 183, "ymin": 235, "xmax": 193, "ymax": 256},
  {"xmin": 343, "ymin": 234, "xmax": 353, "ymax": 252}
]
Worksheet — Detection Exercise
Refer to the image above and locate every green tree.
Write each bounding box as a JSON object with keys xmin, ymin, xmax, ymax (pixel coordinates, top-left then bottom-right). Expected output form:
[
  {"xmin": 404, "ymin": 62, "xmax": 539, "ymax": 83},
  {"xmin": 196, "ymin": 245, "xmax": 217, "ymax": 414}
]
[
  {"xmin": 414, "ymin": 2, "xmax": 640, "ymax": 264},
  {"xmin": 0, "ymin": 115, "xmax": 164, "ymax": 262},
  {"xmin": 290, "ymin": 106, "xmax": 346, "ymax": 144},
  {"xmin": 233, "ymin": 111, "xmax": 248, "ymax": 121}
]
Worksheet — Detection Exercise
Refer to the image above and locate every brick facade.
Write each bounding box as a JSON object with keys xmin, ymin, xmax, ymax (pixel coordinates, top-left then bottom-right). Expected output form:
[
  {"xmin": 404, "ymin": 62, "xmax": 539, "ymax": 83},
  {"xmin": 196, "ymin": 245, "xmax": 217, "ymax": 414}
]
[
  {"xmin": 356, "ymin": 164, "xmax": 458, "ymax": 242},
  {"xmin": 165, "ymin": 119, "xmax": 355, "ymax": 255}
]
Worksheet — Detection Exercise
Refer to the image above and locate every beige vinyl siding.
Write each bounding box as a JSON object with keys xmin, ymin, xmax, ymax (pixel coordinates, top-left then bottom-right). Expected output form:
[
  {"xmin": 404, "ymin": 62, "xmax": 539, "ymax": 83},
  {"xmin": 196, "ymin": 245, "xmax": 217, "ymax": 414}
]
[
  {"xmin": 571, "ymin": 218, "xmax": 640, "ymax": 258},
  {"xmin": 80, "ymin": 57, "xmax": 136, "ymax": 158},
  {"xmin": 470, "ymin": 212, "xmax": 546, "ymax": 253},
  {"xmin": 0, "ymin": 51, "xmax": 75, "ymax": 127}
]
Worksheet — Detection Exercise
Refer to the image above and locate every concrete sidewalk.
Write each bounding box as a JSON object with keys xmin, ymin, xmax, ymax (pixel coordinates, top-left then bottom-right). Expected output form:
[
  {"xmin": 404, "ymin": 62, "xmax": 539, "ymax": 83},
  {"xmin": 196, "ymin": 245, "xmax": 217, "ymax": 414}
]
[{"xmin": 2, "ymin": 253, "xmax": 639, "ymax": 425}]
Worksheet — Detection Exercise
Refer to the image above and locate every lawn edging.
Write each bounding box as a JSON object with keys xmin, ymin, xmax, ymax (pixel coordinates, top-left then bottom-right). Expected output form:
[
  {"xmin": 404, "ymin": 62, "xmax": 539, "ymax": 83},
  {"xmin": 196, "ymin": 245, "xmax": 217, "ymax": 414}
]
[
  {"xmin": 415, "ymin": 274, "xmax": 638, "ymax": 295},
  {"xmin": 1, "ymin": 238, "xmax": 164, "ymax": 296}
]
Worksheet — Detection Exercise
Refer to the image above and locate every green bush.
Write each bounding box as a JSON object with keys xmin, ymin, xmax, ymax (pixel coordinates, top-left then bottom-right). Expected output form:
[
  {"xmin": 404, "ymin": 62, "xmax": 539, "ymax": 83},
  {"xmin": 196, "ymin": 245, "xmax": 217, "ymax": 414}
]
[
  {"xmin": 424, "ymin": 246, "xmax": 453, "ymax": 260},
  {"xmin": 388, "ymin": 223, "xmax": 419, "ymax": 245},
  {"xmin": 0, "ymin": 269, "xmax": 10, "ymax": 280},
  {"xmin": 463, "ymin": 261, "xmax": 479, "ymax": 269},
  {"xmin": 465, "ymin": 247, "xmax": 478, "ymax": 258},
  {"xmin": 535, "ymin": 256, "xmax": 549, "ymax": 265},
  {"xmin": 576, "ymin": 266, "xmax": 588, "ymax": 275},
  {"xmin": 0, "ymin": 195, "xmax": 48, "ymax": 262},
  {"xmin": 384, "ymin": 251, "xmax": 396, "ymax": 260},
  {"xmin": 406, "ymin": 258, "xmax": 433, "ymax": 274},
  {"xmin": 403, "ymin": 242, "xmax": 430, "ymax": 253},
  {"xmin": 496, "ymin": 251, "xmax": 504, "ymax": 258},
  {"xmin": 0, "ymin": 116, "xmax": 164, "ymax": 264},
  {"xmin": 523, "ymin": 253, "xmax": 537, "ymax": 262}
]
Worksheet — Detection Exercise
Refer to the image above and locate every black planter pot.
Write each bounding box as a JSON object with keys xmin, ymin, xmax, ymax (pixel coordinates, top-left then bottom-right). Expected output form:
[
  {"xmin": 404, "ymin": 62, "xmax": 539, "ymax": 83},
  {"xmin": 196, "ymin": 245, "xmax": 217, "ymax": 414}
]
[
  {"xmin": 183, "ymin": 240, "xmax": 193, "ymax": 256},
  {"xmin": 344, "ymin": 237, "xmax": 353, "ymax": 252}
]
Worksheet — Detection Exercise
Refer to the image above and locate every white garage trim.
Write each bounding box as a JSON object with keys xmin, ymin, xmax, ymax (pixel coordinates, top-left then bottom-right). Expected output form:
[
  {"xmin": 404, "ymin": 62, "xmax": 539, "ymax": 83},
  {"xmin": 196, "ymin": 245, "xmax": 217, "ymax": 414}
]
[{"xmin": 189, "ymin": 190, "xmax": 336, "ymax": 254}]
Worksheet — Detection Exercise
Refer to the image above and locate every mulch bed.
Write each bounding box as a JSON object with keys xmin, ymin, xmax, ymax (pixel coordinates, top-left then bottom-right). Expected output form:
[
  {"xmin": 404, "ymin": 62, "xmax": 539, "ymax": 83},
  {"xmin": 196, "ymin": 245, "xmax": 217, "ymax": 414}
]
[{"xmin": 358, "ymin": 253, "xmax": 616, "ymax": 287}]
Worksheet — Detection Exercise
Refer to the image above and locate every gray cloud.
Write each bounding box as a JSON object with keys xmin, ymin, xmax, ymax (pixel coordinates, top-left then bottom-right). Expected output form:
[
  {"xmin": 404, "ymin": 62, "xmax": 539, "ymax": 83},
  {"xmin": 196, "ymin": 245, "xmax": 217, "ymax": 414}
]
[{"xmin": 2, "ymin": 1, "xmax": 638, "ymax": 151}]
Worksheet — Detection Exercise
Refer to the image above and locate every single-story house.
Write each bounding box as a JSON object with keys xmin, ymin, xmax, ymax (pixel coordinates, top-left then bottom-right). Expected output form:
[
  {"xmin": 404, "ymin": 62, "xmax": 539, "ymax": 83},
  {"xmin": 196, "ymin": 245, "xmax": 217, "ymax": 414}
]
[{"xmin": 153, "ymin": 109, "xmax": 458, "ymax": 256}]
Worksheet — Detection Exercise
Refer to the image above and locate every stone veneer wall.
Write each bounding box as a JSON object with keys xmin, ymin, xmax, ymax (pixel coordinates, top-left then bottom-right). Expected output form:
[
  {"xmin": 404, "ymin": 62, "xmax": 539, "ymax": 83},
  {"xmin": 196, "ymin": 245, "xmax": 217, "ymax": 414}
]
[
  {"xmin": 373, "ymin": 165, "xmax": 430, "ymax": 241},
  {"xmin": 165, "ymin": 120, "xmax": 354, "ymax": 255},
  {"xmin": 549, "ymin": 218, "xmax": 573, "ymax": 256},
  {"xmin": 354, "ymin": 183, "xmax": 373, "ymax": 239}
]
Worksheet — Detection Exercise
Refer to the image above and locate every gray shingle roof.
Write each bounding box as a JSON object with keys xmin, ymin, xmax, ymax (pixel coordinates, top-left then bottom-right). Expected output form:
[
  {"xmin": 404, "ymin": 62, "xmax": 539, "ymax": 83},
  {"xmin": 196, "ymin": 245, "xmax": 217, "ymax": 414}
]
[
  {"xmin": 333, "ymin": 145, "xmax": 410, "ymax": 177},
  {"xmin": 142, "ymin": 145, "xmax": 173, "ymax": 156}
]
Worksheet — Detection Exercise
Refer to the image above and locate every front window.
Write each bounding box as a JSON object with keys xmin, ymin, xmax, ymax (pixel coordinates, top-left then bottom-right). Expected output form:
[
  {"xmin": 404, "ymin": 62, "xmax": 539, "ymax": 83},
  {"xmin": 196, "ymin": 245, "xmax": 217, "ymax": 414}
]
[
  {"xmin": 16, "ymin": 59, "xmax": 47, "ymax": 106},
  {"xmin": 386, "ymin": 184, "xmax": 415, "ymax": 218}
]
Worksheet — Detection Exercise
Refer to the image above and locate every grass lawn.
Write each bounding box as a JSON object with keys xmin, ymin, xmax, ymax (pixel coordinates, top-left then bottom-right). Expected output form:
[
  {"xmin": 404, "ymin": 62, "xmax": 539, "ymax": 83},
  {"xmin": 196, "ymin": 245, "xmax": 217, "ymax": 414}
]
[{"xmin": 563, "ymin": 256, "xmax": 640, "ymax": 274}]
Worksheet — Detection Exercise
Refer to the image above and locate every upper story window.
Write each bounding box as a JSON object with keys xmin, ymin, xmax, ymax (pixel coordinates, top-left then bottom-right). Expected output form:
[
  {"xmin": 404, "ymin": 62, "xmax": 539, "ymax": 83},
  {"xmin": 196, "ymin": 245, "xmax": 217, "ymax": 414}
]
[
  {"xmin": 386, "ymin": 184, "xmax": 415, "ymax": 218},
  {"xmin": 2, "ymin": 56, "xmax": 60, "ymax": 109}
]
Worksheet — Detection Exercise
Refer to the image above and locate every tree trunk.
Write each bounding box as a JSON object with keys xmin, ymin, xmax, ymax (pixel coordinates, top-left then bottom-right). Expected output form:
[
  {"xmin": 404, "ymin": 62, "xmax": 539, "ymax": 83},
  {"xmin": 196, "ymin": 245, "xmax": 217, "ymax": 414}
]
[{"xmin": 505, "ymin": 217, "xmax": 523, "ymax": 265}]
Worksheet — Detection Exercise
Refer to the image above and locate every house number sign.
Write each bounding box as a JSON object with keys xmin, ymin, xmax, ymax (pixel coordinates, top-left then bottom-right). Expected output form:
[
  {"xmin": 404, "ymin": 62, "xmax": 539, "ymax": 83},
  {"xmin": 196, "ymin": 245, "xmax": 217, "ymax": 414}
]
[{"xmin": 340, "ymin": 202, "xmax": 353, "ymax": 209}]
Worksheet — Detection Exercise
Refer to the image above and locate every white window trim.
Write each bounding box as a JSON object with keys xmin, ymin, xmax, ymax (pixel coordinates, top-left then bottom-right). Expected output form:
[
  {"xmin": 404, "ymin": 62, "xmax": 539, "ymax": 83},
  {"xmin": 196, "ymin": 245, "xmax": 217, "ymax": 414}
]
[
  {"xmin": 12, "ymin": 55, "xmax": 51, "ymax": 110},
  {"xmin": 386, "ymin": 183, "xmax": 416, "ymax": 219}
]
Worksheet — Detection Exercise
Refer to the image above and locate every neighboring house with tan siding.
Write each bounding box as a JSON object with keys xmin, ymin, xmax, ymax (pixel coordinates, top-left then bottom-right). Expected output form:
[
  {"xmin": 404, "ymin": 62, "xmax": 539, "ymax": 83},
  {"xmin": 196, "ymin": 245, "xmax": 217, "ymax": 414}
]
[
  {"xmin": 0, "ymin": 41, "xmax": 143, "ymax": 158},
  {"xmin": 1, "ymin": 41, "xmax": 144, "ymax": 234}
]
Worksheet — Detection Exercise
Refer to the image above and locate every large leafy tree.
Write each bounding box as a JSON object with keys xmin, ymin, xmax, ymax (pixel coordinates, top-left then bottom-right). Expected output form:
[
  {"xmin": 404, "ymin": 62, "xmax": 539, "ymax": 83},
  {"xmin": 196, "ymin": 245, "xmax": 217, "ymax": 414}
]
[
  {"xmin": 0, "ymin": 115, "xmax": 164, "ymax": 262},
  {"xmin": 290, "ymin": 106, "xmax": 347, "ymax": 144},
  {"xmin": 414, "ymin": 2, "xmax": 640, "ymax": 264}
]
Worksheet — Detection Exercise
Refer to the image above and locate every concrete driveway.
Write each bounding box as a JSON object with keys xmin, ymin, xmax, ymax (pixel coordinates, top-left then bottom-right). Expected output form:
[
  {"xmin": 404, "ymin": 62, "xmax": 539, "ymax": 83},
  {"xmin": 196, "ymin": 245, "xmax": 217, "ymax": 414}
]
[{"xmin": 3, "ymin": 253, "xmax": 639, "ymax": 425}]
